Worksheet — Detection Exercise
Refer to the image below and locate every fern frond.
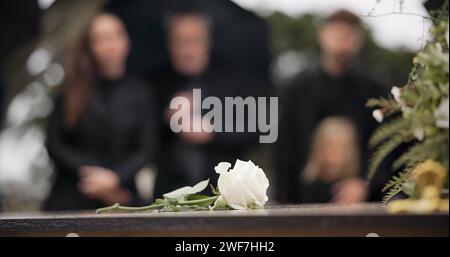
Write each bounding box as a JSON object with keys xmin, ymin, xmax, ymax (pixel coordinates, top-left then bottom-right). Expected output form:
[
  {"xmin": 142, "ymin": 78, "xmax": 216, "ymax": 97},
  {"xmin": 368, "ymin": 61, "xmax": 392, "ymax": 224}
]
[
  {"xmin": 382, "ymin": 186, "xmax": 404, "ymax": 203},
  {"xmin": 368, "ymin": 118, "xmax": 409, "ymax": 148},
  {"xmin": 382, "ymin": 167, "xmax": 416, "ymax": 203},
  {"xmin": 382, "ymin": 169, "xmax": 412, "ymax": 192},
  {"xmin": 366, "ymin": 98, "xmax": 399, "ymax": 110},
  {"xmin": 393, "ymin": 144, "xmax": 425, "ymax": 171},
  {"xmin": 368, "ymin": 137, "xmax": 404, "ymax": 179},
  {"xmin": 393, "ymin": 133, "xmax": 449, "ymax": 170},
  {"xmin": 392, "ymin": 145, "xmax": 426, "ymax": 171}
]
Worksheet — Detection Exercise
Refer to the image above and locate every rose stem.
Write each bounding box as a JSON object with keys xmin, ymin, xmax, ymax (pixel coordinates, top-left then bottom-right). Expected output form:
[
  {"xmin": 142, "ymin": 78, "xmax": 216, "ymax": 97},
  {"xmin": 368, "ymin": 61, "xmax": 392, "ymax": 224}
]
[{"xmin": 96, "ymin": 196, "xmax": 219, "ymax": 214}]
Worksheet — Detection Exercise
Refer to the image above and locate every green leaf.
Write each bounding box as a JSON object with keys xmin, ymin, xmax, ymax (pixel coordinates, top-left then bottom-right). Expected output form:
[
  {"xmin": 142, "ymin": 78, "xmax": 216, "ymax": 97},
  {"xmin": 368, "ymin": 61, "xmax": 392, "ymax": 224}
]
[
  {"xmin": 393, "ymin": 132, "xmax": 449, "ymax": 170},
  {"xmin": 382, "ymin": 170, "xmax": 411, "ymax": 192},
  {"xmin": 210, "ymin": 184, "xmax": 220, "ymax": 195},
  {"xmin": 154, "ymin": 198, "xmax": 165, "ymax": 204},
  {"xmin": 163, "ymin": 179, "xmax": 210, "ymax": 200},
  {"xmin": 210, "ymin": 195, "xmax": 229, "ymax": 211},
  {"xmin": 382, "ymin": 186, "xmax": 404, "ymax": 203},
  {"xmin": 185, "ymin": 194, "xmax": 217, "ymax": 207},
  {"xmin": 368, "ymin": 118, "xmax": 410, "ymax": 148},
  {"xmin": 185, "ymin": 194, "xmax": 211, "ymax": 200},
  {"xmin": 366, "ymin": 98, "xmax": 400, "ymax": 117}
]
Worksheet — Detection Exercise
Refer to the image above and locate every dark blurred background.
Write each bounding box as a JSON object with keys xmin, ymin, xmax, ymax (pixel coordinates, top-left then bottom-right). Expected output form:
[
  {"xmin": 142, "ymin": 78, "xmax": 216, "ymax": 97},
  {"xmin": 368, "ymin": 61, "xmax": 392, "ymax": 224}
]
[{"xmin": 0, "ymin": 0, "xmax": 433, "ymax": 211}]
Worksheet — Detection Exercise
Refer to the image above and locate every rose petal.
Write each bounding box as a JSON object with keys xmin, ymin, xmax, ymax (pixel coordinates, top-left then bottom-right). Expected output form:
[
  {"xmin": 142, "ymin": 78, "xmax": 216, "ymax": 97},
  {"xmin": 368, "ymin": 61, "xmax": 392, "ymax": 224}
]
[
  {"xmin": 214, "ymin": 162, "xmax": 231, "ymax": 174},
  {"xmin": 217, "ymin": 173, "xmax": 248, "ymax": 209}
]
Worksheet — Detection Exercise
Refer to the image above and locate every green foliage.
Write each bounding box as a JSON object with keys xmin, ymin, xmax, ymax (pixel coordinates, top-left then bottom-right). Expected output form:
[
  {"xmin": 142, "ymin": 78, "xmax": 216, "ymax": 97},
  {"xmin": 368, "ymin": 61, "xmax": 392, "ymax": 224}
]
[
  {"xmin": 367, "ymin": 6, "xmax": 449, "ymax": 201},
  {"xmin": 368, "ymin": 117, "xmax": 411, "ymax": 148},
  {"xmin": 210, "ymin": 184, "xmax": 220, "ymax": 196},
  {"xmin": 368, "ymin": 136, "xmax": 405, "ymax": 179},
  {"xmin": 392, "ymin": 133, "xmax": 449, "ymax": 170},
  {"xmin": 383, "ymin": 185, "xmax": 404, "ymax": 203},
  {"xmin": 267, "ymin": 12, "xmax": 319, "ymax": 56},
  {"xmin": 382, "ymin": 169, "xmax": 411, "ymax": 192},
  {"xmin": 380, "ymin": 167, "xmax": 417, "ymax": 203},
  {"xmin": 366, "ymin": 98, "xmax": 400, "ymax": 116}
]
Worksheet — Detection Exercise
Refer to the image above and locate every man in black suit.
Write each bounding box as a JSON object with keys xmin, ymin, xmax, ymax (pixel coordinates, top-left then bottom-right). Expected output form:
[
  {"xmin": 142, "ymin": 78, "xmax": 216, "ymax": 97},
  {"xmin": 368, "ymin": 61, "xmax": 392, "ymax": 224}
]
[
  {"xmin": 277, "ymin": 10, "xmax": 387, "ymax": 203},
  {"xmin": 152, "ymin": 7, "xmax": 264, "ymax": 196}
]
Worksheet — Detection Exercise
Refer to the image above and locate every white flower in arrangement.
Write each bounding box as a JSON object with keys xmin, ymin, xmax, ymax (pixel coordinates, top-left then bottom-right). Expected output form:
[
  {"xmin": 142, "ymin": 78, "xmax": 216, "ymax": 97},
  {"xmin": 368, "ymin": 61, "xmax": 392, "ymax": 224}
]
[
  {"xmin": 390, "ymin": 86, "xmax": 413, "ymax": 114},
  {"xmin": 434, "ymin": 97, "xmax": 449, "ymax": 129},
  {"xmin": 372, "ymin": 109, "xmax": 384, "ymax": 123},
  {"xmin": 391, "ymin": 86, "xmax": 402, "ymax": 103},
  {"xmin": 214, "ymin": 160, "xmax": 269, "ymax": 210}
]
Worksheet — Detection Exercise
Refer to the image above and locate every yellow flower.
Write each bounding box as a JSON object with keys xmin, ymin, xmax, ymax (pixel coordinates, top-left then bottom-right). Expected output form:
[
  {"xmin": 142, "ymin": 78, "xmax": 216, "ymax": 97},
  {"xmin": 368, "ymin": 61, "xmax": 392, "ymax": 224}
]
[
  {"xmin": 388, "ymin": 160, "xmax": 448, "ymax": 213},
  {"xmin": 412, "ymin": 159, "xmax": 447, "ymax": 194}
]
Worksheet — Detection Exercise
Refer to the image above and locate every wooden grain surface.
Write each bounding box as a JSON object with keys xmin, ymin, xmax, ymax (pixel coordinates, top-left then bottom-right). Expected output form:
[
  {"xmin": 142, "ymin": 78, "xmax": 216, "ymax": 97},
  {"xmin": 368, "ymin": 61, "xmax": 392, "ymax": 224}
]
[{"xmin": 0, "ymin": 203, "xmax": 448, "ymax": 237}]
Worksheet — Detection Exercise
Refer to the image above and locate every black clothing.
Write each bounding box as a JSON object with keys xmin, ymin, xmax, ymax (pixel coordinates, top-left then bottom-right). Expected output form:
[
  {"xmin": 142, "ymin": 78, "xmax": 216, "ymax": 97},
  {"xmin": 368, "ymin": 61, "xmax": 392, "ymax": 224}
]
[
  {"xmin": 299, "ymin": 181, "xmax": 334, "ymax": 204},
  {"xmin": 150, "ymin": 67, "xmax": 268, "ymax": 197},
  {"xmin": 44, "ymin": 74, "xmax": 157, "ymax": 211},
  {"xmin": 277, "ymin": 66, "xmax": 386, "ymax": 203}
]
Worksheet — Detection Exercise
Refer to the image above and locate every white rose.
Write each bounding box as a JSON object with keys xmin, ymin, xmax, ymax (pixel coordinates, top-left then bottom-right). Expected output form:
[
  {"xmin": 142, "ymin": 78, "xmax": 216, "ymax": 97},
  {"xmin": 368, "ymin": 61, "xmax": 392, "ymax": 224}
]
[
  {"xmin": 435, "ymin": 97, "xmax": 449, "ymax": 129},
  {"xmin": 214, "ymin": 160, "xmax": 269, "ymax": 210}
]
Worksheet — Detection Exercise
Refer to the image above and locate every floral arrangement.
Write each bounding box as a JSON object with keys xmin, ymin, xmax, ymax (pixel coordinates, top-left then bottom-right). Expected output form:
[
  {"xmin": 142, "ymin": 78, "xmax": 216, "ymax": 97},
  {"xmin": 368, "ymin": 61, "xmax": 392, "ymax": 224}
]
[
  {"xmin": 367, "ymin": 6, "xmax": 449, "ymax": 209},
  {"xmin": 96, "ymin": 160, "xmax": 269, "ymax": 214}
]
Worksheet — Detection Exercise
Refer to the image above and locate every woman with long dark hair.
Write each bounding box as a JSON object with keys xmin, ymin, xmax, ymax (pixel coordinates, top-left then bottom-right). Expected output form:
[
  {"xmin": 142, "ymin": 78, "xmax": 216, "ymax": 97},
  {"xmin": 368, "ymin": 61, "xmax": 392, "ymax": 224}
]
[{"xmin": 45, "ymin": 12, "xmax": 157, "ymax": 211}]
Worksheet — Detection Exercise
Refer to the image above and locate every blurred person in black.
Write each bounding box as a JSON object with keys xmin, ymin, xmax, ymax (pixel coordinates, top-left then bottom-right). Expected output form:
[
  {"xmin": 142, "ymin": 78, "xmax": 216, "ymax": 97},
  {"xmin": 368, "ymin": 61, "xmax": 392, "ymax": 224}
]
[
  {"xmin": 44, "ymin": 12, "xmax": 157, "ymax": 211},
  {"xmin": 277, "ymin": 10, "xmax": 386, "ymax": 203},
  {"xmin": 151, "ymin": 6, "xmax": 263, "ymax": 196}
]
